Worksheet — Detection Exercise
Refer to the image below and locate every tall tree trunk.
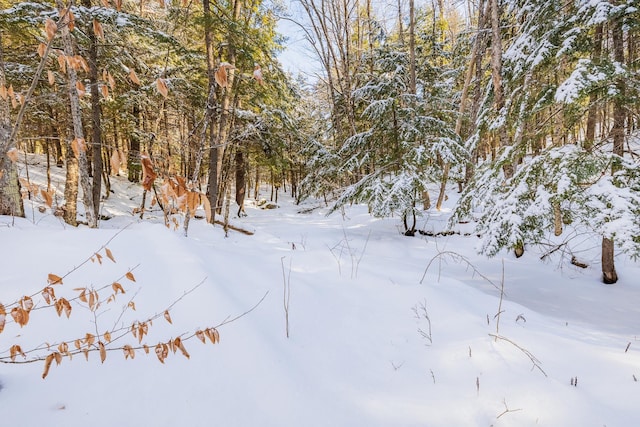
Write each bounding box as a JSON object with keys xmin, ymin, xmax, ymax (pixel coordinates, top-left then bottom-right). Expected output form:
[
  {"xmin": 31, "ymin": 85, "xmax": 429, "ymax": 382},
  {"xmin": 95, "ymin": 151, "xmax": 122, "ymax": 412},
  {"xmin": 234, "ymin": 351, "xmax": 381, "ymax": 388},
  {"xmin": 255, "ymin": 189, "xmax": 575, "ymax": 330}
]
[
  {"xmin": 207, "ymin": 0, "xmax": 241, "ymax": 215},
  {"xmin": 59, "ymin": 2, "xmax": 97, "ymax": 227},
  {"xmin": 63, "ymin": 139, "xmax": 79, "ymax": 226},
  {"xmin": 235, "ymin": 149, "xmax": 246, "ymax": 216},
  {"xmin": 203, "ymin": 0, "xmax": 219, "ymax": 220},
  {"xmin": 489, "ymin": 0, "xmax": 512, "ymax": 179},
  {"xmin": 83, "ymin": 0, "xmax": 103, "ymax": 219},
  {"xmin": 127, "ymin": 103, "xmax": 141, "ymax": 182},
  {"xmin": 603, "ymin": 13, "xmax": 626, "ymax": 284},
  {"xmin": 0, "ymin": 29, "xmax": 24, "ymax": 217},
  {"xmin": 584, "ymin": 24, "xmax": 603, "ymax": 151}
]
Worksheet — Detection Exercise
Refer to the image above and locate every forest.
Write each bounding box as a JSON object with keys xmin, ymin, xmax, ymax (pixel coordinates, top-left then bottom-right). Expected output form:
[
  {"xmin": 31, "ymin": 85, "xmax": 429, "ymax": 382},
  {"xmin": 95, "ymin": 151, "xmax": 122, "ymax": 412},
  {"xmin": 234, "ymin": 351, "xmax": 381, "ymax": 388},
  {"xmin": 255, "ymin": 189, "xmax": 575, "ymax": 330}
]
[{"xmin": 1, "ymin": 0, "xmax": 639, "ymax": 286}]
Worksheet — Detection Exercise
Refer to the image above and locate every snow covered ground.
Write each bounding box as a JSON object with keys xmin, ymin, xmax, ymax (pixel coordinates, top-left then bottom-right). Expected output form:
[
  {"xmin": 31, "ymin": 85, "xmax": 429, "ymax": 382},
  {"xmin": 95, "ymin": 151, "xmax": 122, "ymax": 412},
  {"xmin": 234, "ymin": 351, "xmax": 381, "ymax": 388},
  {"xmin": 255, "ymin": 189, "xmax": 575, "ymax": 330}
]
[{"xmin": 1, "ymin": 154, "xmax": 639, "ymax": 426}]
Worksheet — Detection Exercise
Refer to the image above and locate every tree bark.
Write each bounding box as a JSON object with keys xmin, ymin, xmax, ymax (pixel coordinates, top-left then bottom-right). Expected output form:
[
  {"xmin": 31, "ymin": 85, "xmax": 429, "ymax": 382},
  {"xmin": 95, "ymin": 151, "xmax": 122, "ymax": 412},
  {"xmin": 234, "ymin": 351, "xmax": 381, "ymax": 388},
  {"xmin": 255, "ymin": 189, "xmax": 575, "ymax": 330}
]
[
  {"xmin": 83, "ymin": 0, "xmax": 103, "ymax": 219},
  {"xmin": 489, "ymin": 0, "xmax": 512, "ymax": 179},
  {"xmin": 59, "ymin": 3, "xmax": 97, "ymax": 227},
  {"xmin": 0, "ymin": 28, "xmax": 24, "ymax": 217},
  {"xmin": 602, "ymin": 12, "xmax": 625, "ymax": 284}
]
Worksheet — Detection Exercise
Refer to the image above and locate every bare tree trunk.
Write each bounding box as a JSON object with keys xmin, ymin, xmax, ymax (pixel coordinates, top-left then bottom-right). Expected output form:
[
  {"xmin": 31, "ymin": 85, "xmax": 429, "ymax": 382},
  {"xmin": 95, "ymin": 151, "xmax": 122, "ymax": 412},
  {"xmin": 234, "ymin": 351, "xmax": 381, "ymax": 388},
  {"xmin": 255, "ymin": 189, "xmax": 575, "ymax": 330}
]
[
  {"xmin": 602, "ymin": 12, "xmax": 625, "ymax": 284},
  {"xmin": 0, "ymin": 29, "xmax": 24, "ymax": 217},
  {"xmin": 489, "ymin": 0, "xmax": 512, "ymax": 179},
  {"xmin": 63, "ymin": 142, "xmax": 79, "ymax": 226},
  {"xmin": 58, "ymin": 3, "xmax": 96, "ymax": 227},
  {"xmin": 584, "ymin": 24, "xmax": 603, "ymax": 151},
  {"xmin": 235, "ymin": 149, "xmax": 246, "ymax": 216},
  {"xmin": 83, "ymin": 0, "xmax": 103, "ymax": 219}
]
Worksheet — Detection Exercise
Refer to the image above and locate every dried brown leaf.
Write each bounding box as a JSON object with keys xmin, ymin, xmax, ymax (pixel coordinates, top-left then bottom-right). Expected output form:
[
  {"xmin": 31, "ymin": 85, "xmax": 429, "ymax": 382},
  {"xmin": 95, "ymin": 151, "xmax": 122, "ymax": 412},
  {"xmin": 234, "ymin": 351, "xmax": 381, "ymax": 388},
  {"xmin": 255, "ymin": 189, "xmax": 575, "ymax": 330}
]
[
  {"xmin": 214, "ymin": 66, "xmax": 228, "ymax": 88},
  {"xmin": 143, "ymin": 344, "xmax": 150, "ymax": 354},
  {"xmin": 154, "ymin": 343, "xmax": 168, "ymax": 364},
  {"xmin": 0, "ymin": 303, "xmax": 6, "ymax": 334},
  {"xmin": 76, "ymin": 81, "xmax": 86, "ymax": 97},
  {"xmin": 128, "ymin": 301, "xmax": 136, "ymax": 311},
  {"xmin": 115, "ymin": 0, "xmax": 122, "ymax": 11},
  {"xmin": 111, "ymin": 282, "xmax": 125, "ymax": 295},
  {"xmin": 107, "ymin": 72, "xmax": 115, "ymax": 91},
  {"xmin": 20, "ymin": 296, "xmax": 34, "ymax": 312},
  {"xmin": 75, "ymin": 288, "xmax": 87, "ymax": 303},
  {"xmin": 195, "ymin": 330, "xmax": 205, "ymax": 343},
  {"xmin": 0, "ymin": 85, "xmax": 6, "ymax": 100},
  {"xmin": 99, "ymin": 341, "xmax": 106, "ymax": 363},
  {"xmin": 41, "ymin": 287, "xmax": 56, "ymax": 304},
  {"xmin": 37, "ymin": 42, "xmax": 47, "ymax": 58},
  {"xmin": 57, "ymin": 54, "xmax": 66, "ymax": 74},
  {"xmin": 68, "ymin": 10, "xmax": 75, "ymax": 31},
  {"xmin": 41, "ymin": 189, "xmax": 53, "ymax": 207},
  {"xmin": 156, "ymin": 78, "xmax": 168, "ymax": 98},
  {"xmin": 55, "ymin": 298, "xmax": 71, "ymax": 318},
  {"xmin": 174, "ymin": 337, "xmax": 190, "ymax": 359},
  {"xmin": 163, "ymin": 310, "xmax": 172, "ymax": 324},
  {"xmin": 85, "ymin": 333, "xmax": 95, "ymax": 348},
  {"xmin": 11, "ymin": 307, "xmax": 29, "ymax": 327},
  {"xmin": 101, "ymin": 85, "xmax": 109, "ymax": 99},
  {"xmin": 48, "ymin": 273, "xmax": 63, "ymax": 285},
  {"xmin": 93, "ymin": 19, "xmax": 104, "ymax": 39},
  {"xmin": 123, "ymin": 344, "xmax": 135, "ymax": 360},
  {"xmin": 100, "ymin": 0, "xmax": 109, "ymax": 7},
  {"xmin": 58, "ymin": 342, "xmax": 69, "ymax": 355},
  {"xmin": 45, "ymin": 18, "xmax": 57, "ymax": 41},
  {"xmin": 128, "ymin": 69, "xmax": 140, "ymax": 85},
  {"xmin": 104, "ymin": 331, "xmax": 112, "ymax": 343},
  {"xmin": 125, "ymin": 271, "xmax": 136, "ymax": 282},
  {"xmin": 141, "ymin": 155, "xmax": 157, "ymax": 191},
  {"xmin": 74, "ymin": 339, "xmax": 81, "ymax": 350},
  {"xmin": 10, "ymin": 344, "xmax": 25, "ymax": 361},
  {"xmin": 42, "ymin": 353, "xmax": 54, "ymax": 379}
]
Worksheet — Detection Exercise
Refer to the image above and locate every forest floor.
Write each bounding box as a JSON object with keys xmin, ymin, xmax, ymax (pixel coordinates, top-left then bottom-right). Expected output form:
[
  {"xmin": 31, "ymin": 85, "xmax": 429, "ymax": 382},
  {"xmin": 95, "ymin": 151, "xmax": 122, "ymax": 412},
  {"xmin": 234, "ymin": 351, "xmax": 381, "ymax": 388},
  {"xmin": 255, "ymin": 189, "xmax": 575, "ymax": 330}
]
[{"xmin": 1, "ymin": 154, "xmax": 639, "ymax": 426}]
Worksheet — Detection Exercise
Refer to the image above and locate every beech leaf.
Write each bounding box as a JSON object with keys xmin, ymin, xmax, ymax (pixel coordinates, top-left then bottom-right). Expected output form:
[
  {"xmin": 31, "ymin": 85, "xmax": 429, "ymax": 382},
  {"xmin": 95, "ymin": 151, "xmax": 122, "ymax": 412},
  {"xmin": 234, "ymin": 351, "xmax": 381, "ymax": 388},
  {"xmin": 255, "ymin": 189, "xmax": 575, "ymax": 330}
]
[
  {"xmin": 93, "ymin": 19, "xmax": 104, "ymax": 39},
  {"xmin": 10, "ymin": 344, "xmax": 25, "ymax": 361},
  {"xmin": 104, "ymin": 331, "xmax": 112, "ymax": 343},
  {"xmin": 164, "ymin": 310, "xmax": 172, "ymax": 324},
  {"xmin": 37, "ymin": 43, "xmax": 46, "ymax": 58},
  {"xmin": 112, "ymin": 282, "xmax": 125, "ymax": 294},
  {"xmin": 11, "ymin": 307, "xmax": 29, "ymax": 327},
  {"xmin": 48, "ymin": 273, "xmax": 63, "ymax": 285},
  {"xmin": 105, "ymin": 247, "xmax": 116, "ymax": 262},
  {"xmin": 41, "ymin": 188, "xmax": 53, "ymax": 207},
  {"xmin": 0, "ymin": 303, "xmax": 6, "ymax": 334},
  {"xmin": 129, "ymin": 69, "xmax": 140, "ymax": 85},
  {"xmin": 125, "ymin": 272, "xmax": 136, "ymax": 282},
  {"xmin": 99, "ymin": 341, "xmax": 107, "ymax": 363},
  {"xmin": 156, "ymin": 78, "xmax": 168, "ymax": 98},
  {"xmin": 45, "ymin": 18, "xmax": 57, "ymax": 41},
  {"xmin": 20, "ymin": 296, "xmax": 34, "ymax": 312},
  {"xmin": 42, "ymin": 353, "xmax": 54, "ymax": 379},
  {"xmin": 174, "ymin": 338, "xmax": 190, "ymax": 359}
]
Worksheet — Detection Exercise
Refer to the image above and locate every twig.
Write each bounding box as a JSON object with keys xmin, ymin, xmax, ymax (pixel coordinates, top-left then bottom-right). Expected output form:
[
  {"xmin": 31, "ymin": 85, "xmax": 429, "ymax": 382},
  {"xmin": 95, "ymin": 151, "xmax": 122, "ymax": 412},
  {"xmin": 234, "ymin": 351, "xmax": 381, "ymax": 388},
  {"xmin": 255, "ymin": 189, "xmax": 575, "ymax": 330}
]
[{"xmin": 489, "ymin": 333, "xmax": 547, "ymax": 377}]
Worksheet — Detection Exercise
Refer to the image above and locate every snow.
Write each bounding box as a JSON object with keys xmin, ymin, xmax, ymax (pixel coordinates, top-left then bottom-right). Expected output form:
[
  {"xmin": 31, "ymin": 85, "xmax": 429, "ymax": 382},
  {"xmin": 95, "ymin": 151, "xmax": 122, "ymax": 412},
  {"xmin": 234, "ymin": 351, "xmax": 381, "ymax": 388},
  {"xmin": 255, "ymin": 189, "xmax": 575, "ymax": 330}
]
[{"xmin": 1, "ymin": 154, "xmax": 640, "ymax": 426}]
